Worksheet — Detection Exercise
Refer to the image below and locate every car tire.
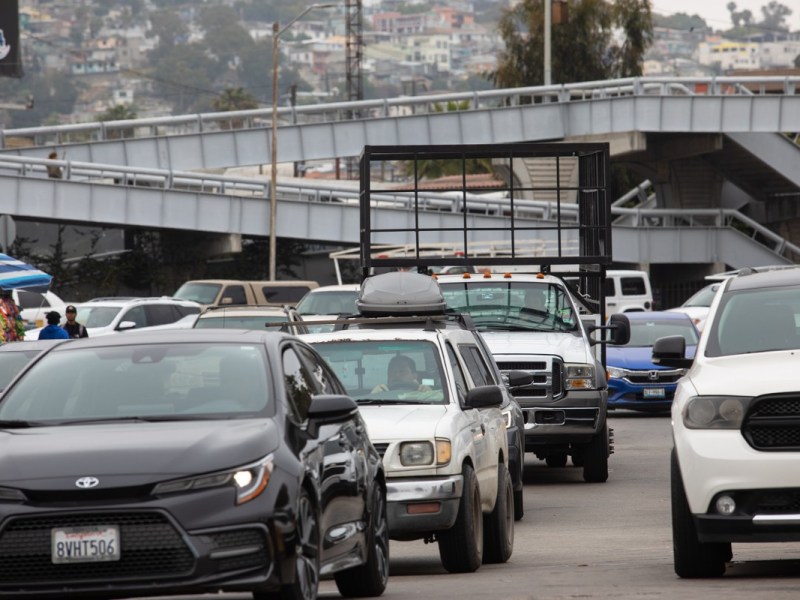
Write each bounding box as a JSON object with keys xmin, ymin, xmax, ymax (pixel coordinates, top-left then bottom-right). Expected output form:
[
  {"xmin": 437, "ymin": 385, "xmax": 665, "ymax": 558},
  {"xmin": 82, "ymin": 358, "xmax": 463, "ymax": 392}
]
[
  {"xmin": 334, "ymin": 483, "xmax": 390, "ymax": 597},
  {"xmin": 671, "ymin": 449, "xmax": 728, "ymax": 578},
  {"xmin": 438, "ymin": 464, "xmax": 483, "ymax": 573},
  {"xmin": 483, "ymin": 465, "xmax": 514, "ymax": 564},
  {"xmin": 545, "ymin": 453, "xmax": 568, "ymax": 468},
  {"xmin": 513, "ymin": 487, "xmax": 524, "ymax": 521},
  {"xmin": 275, "ymin": 487, "xmax": 321, "ymax": 600},
  {"xmin": 582, "ymin": 423, "xmax": 609, "ymax": 483}
]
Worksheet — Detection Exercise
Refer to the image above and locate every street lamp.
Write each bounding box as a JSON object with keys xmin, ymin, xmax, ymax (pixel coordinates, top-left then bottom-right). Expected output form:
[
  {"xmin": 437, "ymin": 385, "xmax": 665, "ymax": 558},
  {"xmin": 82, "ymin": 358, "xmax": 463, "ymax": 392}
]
[{"xmin": 269, "ymin": 3, "xmax": 335, "ymax": 281}]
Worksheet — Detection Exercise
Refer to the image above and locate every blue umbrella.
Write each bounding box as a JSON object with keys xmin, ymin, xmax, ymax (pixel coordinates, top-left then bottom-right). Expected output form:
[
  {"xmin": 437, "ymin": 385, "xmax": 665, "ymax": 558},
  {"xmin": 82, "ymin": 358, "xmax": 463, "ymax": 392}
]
[{"xmin": 0, "ymin": 253, "xmax": 52, "ymax": 293}]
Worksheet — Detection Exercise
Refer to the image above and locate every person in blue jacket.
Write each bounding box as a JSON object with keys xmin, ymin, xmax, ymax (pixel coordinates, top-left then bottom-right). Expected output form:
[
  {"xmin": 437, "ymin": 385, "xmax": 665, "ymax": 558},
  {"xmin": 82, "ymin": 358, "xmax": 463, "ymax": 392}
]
[{"xmin": 39, "ymin": 311, "xmax": 70, "ymax": 340}]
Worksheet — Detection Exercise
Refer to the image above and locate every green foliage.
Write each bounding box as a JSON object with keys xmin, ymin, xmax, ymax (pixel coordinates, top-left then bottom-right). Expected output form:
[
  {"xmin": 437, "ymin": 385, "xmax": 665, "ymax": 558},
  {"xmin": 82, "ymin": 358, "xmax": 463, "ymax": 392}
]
[
  {"xmin": 97, "ymin": 104, "xmax": 138, "ymax": 122},
  {"xmin": 492, "ymin": 0, "xmax": 654, "ymax": 88},
  {"xmin": 0, "ymin": 72, "xmax": 83, "ymax": 129},
  {"xmin": 652, "ymin": 12, "xmax": 707, "ymax": 30}
]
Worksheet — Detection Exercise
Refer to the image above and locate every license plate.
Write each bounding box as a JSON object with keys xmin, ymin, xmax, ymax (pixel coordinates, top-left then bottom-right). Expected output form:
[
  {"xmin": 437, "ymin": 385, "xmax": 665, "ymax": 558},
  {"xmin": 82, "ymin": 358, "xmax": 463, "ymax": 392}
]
[
  {"xmin": 643, "ymin": 388, "xmax": 665, "ymax": 399},
  {"xmin": 51, "ymin": 526, "xmax": 120, "ymax": 564}
]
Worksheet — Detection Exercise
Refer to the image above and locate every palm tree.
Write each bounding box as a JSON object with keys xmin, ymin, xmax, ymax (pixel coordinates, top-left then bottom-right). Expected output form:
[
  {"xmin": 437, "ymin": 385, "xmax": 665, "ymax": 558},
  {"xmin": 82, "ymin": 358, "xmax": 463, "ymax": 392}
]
[{"xmin": 212, "ymin": 88, "xmax": 260, "ymax": 130}]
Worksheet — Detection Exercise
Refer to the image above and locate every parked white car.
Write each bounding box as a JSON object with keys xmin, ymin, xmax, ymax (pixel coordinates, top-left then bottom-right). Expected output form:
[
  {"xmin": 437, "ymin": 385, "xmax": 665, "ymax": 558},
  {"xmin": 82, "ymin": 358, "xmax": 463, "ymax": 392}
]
[
  {"xmin": 26, "ymin": 297, "xmax": 201, "ymax": 339},
  {"xmin": 14, "ymin": 289, "xmax": 67, "ymax": 331},
  {"xmin": 655, "ymin": 266, "xmax": 800, "ymax": 577},
  {"xmin": 666, "ymin": 282, "xmax": 723, "ymax": 334},
  {"xmin": 295, "ymin": 284, "xmax": 360, "ymax": 332}
]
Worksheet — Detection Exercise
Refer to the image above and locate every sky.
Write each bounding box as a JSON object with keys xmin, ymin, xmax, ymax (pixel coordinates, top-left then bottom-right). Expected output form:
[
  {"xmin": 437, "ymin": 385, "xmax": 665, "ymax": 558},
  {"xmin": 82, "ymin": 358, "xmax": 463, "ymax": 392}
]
[{"xmin": 650, "ymin": 0, "xmax": 800, "ymax": 33}]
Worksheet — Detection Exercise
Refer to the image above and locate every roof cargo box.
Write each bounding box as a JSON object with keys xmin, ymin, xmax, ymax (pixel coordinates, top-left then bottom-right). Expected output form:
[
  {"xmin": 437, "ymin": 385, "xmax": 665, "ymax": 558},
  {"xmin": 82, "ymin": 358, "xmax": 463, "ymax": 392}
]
[{"xmin": 357, "ymin": 272, "xmax": 446, "ymax": 316}]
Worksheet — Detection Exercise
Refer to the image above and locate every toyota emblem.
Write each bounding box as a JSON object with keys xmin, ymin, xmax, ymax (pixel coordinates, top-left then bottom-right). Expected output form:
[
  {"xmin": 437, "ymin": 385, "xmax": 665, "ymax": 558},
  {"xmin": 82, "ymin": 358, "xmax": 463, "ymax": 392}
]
[
  {"xmin": 648, "ymin": 370, "xmax": 660, "ymax": 381},
  {"xmin": 75, "ymin": 477, "xmax": 100, "ymax": 489}
]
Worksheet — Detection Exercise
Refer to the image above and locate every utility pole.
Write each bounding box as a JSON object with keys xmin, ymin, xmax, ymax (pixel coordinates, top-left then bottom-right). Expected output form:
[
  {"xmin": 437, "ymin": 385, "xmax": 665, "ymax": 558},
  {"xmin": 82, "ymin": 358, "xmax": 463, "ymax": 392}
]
[{"xmin": 344, "ymin": 0, "xmax": 363, "ymax": 179}]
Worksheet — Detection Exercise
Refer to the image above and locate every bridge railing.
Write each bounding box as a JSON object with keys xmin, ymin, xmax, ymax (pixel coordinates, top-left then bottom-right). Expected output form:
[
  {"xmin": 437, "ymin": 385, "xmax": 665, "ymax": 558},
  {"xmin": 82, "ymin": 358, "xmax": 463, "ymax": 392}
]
[
  {"xmin": 2, "ymin": 76, "xmax": 798, "ymax": 149},
  {"xmin": 1, "ymin": 154, "xmax": 797, "ymax": 261}
]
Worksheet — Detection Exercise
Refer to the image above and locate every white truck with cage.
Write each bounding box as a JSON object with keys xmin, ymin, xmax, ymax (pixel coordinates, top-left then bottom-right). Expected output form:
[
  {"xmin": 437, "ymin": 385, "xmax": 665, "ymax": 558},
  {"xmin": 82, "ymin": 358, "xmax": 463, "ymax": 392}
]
[{"xmin": 352, "ymin": 142, "xmax": 630, "ymax": 483}]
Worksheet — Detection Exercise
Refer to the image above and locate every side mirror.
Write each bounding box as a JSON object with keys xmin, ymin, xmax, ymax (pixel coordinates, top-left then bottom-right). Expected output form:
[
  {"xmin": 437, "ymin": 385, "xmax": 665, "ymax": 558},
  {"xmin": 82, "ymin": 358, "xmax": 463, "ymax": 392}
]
[
  {"xmin": 652, "ymin": 335, "xmax": 693, "ymax": 369},
  {"xmin": 465, "ymin": 385, "xmax": 503, "ymax": 409},
  {"xmin": 608, "ymin": 313, "xmax": 631, "ymax": 345},
  {"xmin": 116, "ymin": 320, "xmax": 137, "ymax": 331},
  {"xmin": 306, "ymin": 394, "xmax": 358, "ymax": 437},
  {"xmin": 504, "ymin": 370, "xmax": 534, "ymax": 388}
]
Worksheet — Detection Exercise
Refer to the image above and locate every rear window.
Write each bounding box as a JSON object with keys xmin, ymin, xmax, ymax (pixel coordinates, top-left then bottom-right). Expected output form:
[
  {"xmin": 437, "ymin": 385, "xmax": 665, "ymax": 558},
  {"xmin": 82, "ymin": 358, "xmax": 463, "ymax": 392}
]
[
  {"xmin": 16, "ymin": 291, "xmax": 49, "ymax": 310},
  {"xmin": 620, "ymin": 277, "xmax": 646, "ymax": 296},
  {"xmin": 296, "ymin": 291, "xmax": 358, "ymax": 315}
]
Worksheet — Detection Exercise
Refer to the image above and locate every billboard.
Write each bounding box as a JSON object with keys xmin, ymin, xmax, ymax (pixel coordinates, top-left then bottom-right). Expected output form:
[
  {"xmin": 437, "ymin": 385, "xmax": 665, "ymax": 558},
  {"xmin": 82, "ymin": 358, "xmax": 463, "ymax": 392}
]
[{"xmin": 0, "ymin": 0, "xmax": 23, "ymax": 78}]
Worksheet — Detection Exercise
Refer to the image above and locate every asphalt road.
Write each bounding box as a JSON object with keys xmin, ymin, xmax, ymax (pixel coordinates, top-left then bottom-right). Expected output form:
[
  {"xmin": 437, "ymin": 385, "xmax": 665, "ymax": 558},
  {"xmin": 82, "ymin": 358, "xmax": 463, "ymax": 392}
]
[{"xmin": 136, "ymin": 412, "xmax": 800, "ymax": 600}]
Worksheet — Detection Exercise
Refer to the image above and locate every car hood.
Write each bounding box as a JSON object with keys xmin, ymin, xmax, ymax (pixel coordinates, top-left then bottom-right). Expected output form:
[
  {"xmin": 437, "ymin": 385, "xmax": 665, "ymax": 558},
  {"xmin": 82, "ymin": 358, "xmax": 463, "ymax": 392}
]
[
  {"xmin": 480, "ymin": 331, "xmax": 590, "ymax": 362},
  {"xmin": 608, "ymin": 345, "xmax": 697, "ymax": 370},
  {"xmin": 358, "ymin": 405, "xmax": 447, "ymax": 441},
  {"xmin": 692, "ymin": 352, "xmax": 800, "ymax": 397},
  {"xmin": 0, "ymin": 419, "xmax": 280, "ymax": 490}
]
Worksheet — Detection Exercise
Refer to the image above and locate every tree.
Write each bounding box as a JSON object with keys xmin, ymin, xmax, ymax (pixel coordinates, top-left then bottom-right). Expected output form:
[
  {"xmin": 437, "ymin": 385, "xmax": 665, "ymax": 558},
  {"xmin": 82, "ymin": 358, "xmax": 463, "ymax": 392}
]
[
  {"xmin": 491, "ymin": 0, "xmax": 654, "ymax": 88},
  {"xmin": 760, "ymin": 1, "xmax": 792, "ymax": 31}
]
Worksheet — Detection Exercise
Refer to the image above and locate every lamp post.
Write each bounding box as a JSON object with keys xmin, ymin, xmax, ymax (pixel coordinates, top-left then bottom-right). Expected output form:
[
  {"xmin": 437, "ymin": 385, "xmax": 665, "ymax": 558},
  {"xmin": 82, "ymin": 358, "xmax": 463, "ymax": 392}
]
[{"xmin": 269, "ymin": 3, "xmax": 335, "ymax": 281}]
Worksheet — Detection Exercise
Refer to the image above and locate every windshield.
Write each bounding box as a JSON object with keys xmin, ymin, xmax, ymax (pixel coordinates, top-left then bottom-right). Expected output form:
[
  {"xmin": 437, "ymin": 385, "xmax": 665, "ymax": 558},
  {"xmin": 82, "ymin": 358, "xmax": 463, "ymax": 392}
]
[
  {"xmin": 0, "ymin": 350, "xmax": 42, "ymax": 390},
  {"xmin": 296, "ymin": 291, "xmax": 358, "ymax": 316},
  {"xmin": 706, "ymin": 287, "xmax": 800, "ymax": 357},
  {"xmin": 173, "ymin": 282, "xmax": 221, "ymax": 305},
  {"xmin": 683, "ymin": 284, "xmax": 720, "ymax": 308},
  {"xmin": 0, "ymin": 343, "xmax": 271, "ymax": 425},
  {"xmin": 439, "ymin": 281, "xmax": 578, "ymax": 332},
  {"xmin": 313, "ymin": 340, "xmax": 448, "ymax": 405},
  {"xmin": 77, "ymin": 306, "xmax": 121, "ymax": 328},
  {"xmin": 195, "ymin": 315, "xmax": 289, "ymax": 330},
  {"xmin": 624, "ymin": 318, "xmax": 699, "ymax": 347}
]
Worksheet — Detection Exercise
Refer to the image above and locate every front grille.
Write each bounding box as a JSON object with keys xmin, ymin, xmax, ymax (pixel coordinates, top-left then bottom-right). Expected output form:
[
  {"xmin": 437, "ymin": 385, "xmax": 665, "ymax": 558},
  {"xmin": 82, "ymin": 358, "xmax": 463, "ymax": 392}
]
[
  {"xmin": 373, "ymin": 443, "xmax": 389, "ymax": 458},
  {"xmin": 497, "ymin": 361, "xmax": 547, "ymax": 371},
  {"xmin": 0, "ymin": 511, "xmax": 194, "ymax": 585},
  {"xmin": 743, "ymin": 395, "xmax": 800, "ymax": 451},
  {"xmin": 499, "ymin": 358, "xmax": 562, "ymax": 400},
  {"xmin": 626, "ymin": 370, "xmax": 683, "ymax": 384}
]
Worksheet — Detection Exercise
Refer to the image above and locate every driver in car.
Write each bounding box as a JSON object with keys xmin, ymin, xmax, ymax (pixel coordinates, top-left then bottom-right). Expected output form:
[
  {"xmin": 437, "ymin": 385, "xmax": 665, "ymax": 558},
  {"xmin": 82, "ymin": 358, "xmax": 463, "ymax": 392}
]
[{"xmin": 371, "ymin": 354, "xmax": 432, "ymax": 393}]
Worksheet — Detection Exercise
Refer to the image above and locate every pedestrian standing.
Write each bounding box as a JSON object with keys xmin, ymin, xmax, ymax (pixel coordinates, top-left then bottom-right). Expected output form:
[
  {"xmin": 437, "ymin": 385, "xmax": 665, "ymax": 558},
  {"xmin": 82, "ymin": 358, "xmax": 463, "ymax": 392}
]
[
  {"xmin": 39, "ymin": 311, "xmax": 69, "ymax": 340},
  {"xmin": 0, "ymin": 289, "xmax": 24, "ymax": 343},
  {"xmin": 62, "ymin": 304, "xmax": 88, "ymax": 338}
]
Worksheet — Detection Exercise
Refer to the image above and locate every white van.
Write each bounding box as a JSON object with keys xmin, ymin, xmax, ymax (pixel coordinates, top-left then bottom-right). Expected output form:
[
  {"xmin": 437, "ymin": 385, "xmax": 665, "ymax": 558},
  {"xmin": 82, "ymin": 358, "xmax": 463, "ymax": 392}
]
[{"xmin": 605, "ymin": 270, "xmax": 653, "ymax": 312}]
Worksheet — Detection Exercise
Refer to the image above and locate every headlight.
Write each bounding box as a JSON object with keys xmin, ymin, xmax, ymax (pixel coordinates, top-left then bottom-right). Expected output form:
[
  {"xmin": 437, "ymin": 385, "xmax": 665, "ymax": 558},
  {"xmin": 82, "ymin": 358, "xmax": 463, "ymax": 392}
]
[
  {"xmin": 606, "ymin": 366, "xmax": 627, "ymax": 380},
  {"xmin": 683, "ymin": 396, "xmax": 753, "ymax": 429},
  {"xmin": 153, "ymin": 455, "xmax": 274, "ymax": 504},
  {"xmin": 565, "ymin": 363, "xmax": 594, "ymax": 390},
  {"xmin": 400, "ymin": 441, "xmax": 434, "ymax": 466}
]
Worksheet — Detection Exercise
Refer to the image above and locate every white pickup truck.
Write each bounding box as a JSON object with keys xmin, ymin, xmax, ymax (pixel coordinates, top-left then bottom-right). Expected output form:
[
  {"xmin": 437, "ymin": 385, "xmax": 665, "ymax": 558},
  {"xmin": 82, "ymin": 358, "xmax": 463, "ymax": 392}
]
[{"xmin": 303, "ymin": 272, "xmax": 521, "ymax": 573}]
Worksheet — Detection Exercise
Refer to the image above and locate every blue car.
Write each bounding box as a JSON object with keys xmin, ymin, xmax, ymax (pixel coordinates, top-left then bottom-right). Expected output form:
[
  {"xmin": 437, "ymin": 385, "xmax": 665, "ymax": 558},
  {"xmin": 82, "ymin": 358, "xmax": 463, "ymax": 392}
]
[{"xmin": 606, "ymin": 311, "xmax": 698, "ymax": 412}]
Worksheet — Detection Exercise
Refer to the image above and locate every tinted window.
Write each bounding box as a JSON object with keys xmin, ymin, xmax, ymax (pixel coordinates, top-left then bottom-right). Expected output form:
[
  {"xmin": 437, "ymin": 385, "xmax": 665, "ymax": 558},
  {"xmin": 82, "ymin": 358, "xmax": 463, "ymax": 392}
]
[
  {"xmin": 121, "ymin": 306, "xmax": 147, "ymax": 328},
  {"xmin": 77, "ymin": 306, "xmax": 121, "ymax": 328},
  {"xmin": 283, "ymin": 347, "xmax": 314, "ymax": 422},
  {"xmin": 221, "ymin": 286, "xmax": 247, "ymax": 305},
  {"xmin": 620, "ymin": 277, "xmax": 646, "ymax": 296},
  {"xmin": 16, "ymin": 291, "xmax": 48, "ymax": 309},
  {"xmin": 459, "ymin": 344, "xmax": 495, "ymax": 386},
  {"xmin": 296, "ymin": 345, "xmax": 343, "ymax": 395},
  {"xmin": 146, "ymin": 304, "xmax": 180, "ymax": 326},
  {"xmin": 446, "ymin": 345, "xmax": 468, "ymax": 404},
  {"xmin": 195, "ymin": 315, "xmax": 289, "ymax": 330},
  {"xmin": 177, "ymin": 305, "xmax": 201, "ymax": 316},
  {"xmin": 605, "ymin": 278, "xmax": 616, "ymax": 297}
]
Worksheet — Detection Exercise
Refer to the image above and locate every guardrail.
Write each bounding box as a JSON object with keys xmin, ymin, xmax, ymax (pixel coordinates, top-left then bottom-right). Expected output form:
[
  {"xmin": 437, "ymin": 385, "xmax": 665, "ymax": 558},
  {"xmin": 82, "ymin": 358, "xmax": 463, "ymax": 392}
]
[
  {"xmin": 1, "ymin": 154, "xmax": 797, "ymax": 260},
  {"xmin": 2, "ymin": 75, "xmax": 798, "ymax": 149}
]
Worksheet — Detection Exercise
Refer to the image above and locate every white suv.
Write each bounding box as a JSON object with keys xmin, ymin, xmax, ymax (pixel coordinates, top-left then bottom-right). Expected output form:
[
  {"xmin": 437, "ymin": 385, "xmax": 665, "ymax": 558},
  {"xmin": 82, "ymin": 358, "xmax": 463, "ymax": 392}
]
[
  {"xmin": 27, "ymin": 297, "xmax": 201, "ymax": 339},
  {"xmin": 655, "ymin": 266, "xmax": 800, "ymax": 577}
]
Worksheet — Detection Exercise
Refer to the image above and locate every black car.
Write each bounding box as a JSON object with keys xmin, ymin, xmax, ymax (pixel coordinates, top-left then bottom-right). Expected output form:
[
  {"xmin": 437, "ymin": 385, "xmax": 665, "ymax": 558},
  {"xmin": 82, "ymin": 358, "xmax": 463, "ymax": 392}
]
[{"xmin": 0, "ymin": 329, "xmax": 388, "ymax": 600}]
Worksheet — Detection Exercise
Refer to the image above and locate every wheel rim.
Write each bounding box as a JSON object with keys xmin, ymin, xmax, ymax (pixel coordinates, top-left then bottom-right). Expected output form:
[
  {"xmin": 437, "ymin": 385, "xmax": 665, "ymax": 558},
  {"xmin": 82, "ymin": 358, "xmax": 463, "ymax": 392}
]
[
  {"xmin": 373, "ymin": 490, "xmax": 390, "ymax": 585},
  {"xmin": 295, "ymin": 493, "xmax": 320, "ymax": 600}
]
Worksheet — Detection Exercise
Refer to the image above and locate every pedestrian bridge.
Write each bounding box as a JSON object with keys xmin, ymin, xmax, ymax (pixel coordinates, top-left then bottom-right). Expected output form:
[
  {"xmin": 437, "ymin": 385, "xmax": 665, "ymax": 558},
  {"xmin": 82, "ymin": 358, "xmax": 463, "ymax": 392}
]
[{"xmin": 0, "ymin": 75, "xmax": 798, "ymax": 269}]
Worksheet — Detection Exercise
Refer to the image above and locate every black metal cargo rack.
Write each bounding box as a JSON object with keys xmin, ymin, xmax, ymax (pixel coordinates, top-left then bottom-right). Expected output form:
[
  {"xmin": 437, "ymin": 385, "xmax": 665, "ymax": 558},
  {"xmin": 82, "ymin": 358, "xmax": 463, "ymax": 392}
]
[{"xmin": 358, "ymin": 142, "xmax": 613, "ymax": 314}]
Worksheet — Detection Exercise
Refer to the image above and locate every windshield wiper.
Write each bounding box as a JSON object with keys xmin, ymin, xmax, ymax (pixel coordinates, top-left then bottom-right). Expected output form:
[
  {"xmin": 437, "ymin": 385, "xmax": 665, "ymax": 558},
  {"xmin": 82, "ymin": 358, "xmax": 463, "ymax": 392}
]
[{"xmin": 0, "ymin": 419, "xmax": 48, "ymax": 429}]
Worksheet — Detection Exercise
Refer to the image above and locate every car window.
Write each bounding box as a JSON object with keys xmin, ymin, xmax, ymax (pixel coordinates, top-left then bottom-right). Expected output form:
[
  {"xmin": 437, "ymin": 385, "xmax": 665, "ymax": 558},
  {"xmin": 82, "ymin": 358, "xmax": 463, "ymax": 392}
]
[
  {"xmin": 174, "ymin": 282, "xmax": 221, "ymax": 305},
  {"xmin": 195, "ymin": 314, "xmax": 289, "ymax": 330},
  {"xmin": 313, "ymin": 340, "xmax": 448, "ymax": 404},
  {"xmin": 146, "ymin": 304, "xmax": 181, "ymax": 326},
  {"xmin": 624, "ymin": 318, "xmax": 699, "ymax": 347},
  {"xmin": 0, "ymin": 343, "xmax": 271, "ymax": 421},
  {"xmin": 0, "ymin": 350, "xmax": 42, "ymax": 390},
  {"xmin": 221, "ymin": 285, "xmax": 247, "ymax": 305},
  {"xmin": 683, "ymin": 284, "xmax": 720, "ymax": 308},
  {"xmin": 620, "ymin": 277, "xmax": 646, "ymax": 296},
  {"xmin": 16, "ymin": 290, "xmax": 49, "ymax": 309},
  {"xmin": 78, "ymin": 306, "xmax": 121, "ymax": 328},
  {"xmin": 296, "ymin": 344, "xmax": 343, "ymax": 395},
  {"xmin": 296, "ymin": 291, "xmax": 358, "ymax": 315},
  {"xmin": 446, "ymin": 344, "xmax": 468, "ymax": 405},
  {"xmin": 262, "ymin": 286, "xmax": 313, "ymax": 304},
  {"xmin": 707, "ymin": 287, "xmax": 800, "ymax": 357},
  {"xmin": 121, "ymin": 306, "xmax": 147, "ymax": 328},
  {"xmin": 459, "ymin": 344, "xmax": 496, "ymax": 386},
  {"xmin": 283, "ymin": 347, "xmax": 314, "ymax": 422}
]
